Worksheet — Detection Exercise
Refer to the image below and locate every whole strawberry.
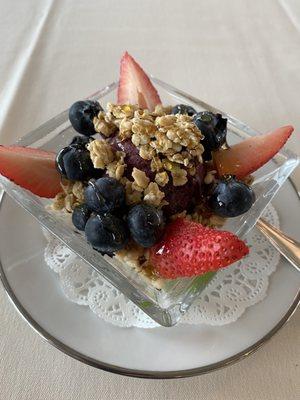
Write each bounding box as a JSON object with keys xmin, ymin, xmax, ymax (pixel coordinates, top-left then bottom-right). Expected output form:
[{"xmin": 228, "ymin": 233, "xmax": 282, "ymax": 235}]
[{"xmin": 150, "ymin": 218, "xmax": 249, "ymax": 279}]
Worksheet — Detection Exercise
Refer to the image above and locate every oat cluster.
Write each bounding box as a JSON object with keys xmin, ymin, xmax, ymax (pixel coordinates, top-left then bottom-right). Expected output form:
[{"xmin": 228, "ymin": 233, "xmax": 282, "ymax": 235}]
[
  {"xmin": 204, "ymin": 169, "xmax": 217, "ymax": 185},
  {"xmin": 87, "ymin": 140, "xmax": 114, "ymax": 169},
  {"xmin": 51, "ymin": 181, "xmax": 85, "ymax": 212},
  {"xmin": 121, "ymin": 171, "xmax": 166, "ymax": 207},
  {"xmin": 120, "ymin": 167, "xmax": 165, "ymax": 207}
]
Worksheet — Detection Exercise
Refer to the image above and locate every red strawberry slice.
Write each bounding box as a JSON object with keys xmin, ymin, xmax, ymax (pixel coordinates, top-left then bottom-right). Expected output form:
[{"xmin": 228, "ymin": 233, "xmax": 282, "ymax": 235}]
[
  {"xmin": 213, "ymin": 126, "xmax": 294, "ymax": 179},
  {"xmin": 117, "ymin": 52, "xmax": 161, "ymax": 111},
  {"xmin": 0, "ymin": 145, "xmax": 61, "ymax": 198},
  {"xmin": 150, "ymin": 218, "xmax": 249, "ymax": 279}
]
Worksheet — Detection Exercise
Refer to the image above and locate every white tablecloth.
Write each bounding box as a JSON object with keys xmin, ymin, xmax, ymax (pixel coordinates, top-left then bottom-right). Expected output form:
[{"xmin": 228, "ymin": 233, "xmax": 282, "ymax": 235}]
[{"xmin": 0, "ymin": 0, "xmax": 299, "ymax": 399}]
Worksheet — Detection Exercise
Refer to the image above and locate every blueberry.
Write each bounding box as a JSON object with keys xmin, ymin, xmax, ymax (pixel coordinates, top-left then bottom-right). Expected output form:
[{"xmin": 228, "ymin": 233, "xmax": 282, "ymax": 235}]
[
  {"xmin": 56, "ymin": 145, "xmax": 95, "ymax": 181},
  {"xmin": 209, "ymin": 176, "xmax": 255, "ymax": 218},
  {"xmin": 72, "ymin": 204, "xmax": 91, "ymax": 231},
  {"xmin": 127, "ymin": 204, "xmax": 164, "ymax": 247},
  {"xmin": 85, "ymin": 214, "xmax": 128, "ymax": 253},
  {"xmin": 84, "ymin": 177, "xmax": 126, "ymax": 214},
  {"xmin": 55, "ymin": 146, "xmax": 70, "ymax": 177},
  {"xmin": 193, "ymin": 112, "xmax": 227, "ymax": 159},
  {"xmin": 69, "ymin": 100, "xmax": 103, "ymax": 136},
  {"xmin": 171, "ymin": 104, "xmax": 196, "ymax": 116},
  {"xmin": 70, "ymin": 135, "xmax": 94, "ymax": 147}
]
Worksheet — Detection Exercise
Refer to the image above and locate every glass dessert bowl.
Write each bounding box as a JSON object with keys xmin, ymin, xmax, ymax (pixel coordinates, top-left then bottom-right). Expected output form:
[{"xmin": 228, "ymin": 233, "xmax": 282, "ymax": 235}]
[{"xmin": 0, "ymin": 54, "xmax": 298, "ymax": 326}]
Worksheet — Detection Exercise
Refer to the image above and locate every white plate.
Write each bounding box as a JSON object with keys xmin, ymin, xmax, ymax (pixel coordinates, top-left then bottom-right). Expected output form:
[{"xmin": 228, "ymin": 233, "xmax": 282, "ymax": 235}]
[{"xmin": 0, "ymin": 178, "xmax": 299, "ymax": 378}]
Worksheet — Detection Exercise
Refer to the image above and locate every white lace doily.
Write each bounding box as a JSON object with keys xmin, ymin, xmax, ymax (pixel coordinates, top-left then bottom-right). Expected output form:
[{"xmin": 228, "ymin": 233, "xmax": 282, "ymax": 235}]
[{"xmin": 43, "ymin": 204, "xmax": 280, "ymax": 328}]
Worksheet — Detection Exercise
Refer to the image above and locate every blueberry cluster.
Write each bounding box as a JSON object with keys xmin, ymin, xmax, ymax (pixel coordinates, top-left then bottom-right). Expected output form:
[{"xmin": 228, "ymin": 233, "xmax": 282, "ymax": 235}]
[
  {"xmin": 56, "ymin": 101, "xmax": 103, "ymax": 181},
  {"xmin": 72, "ymin": 177, "xmax": 164, "ymax": 253},
  {"xmin": 56, "ymin": 139, "xmax": 98, "ymax": 181},
  {"xmin": 193, "ymin": 112, "xmax": 227, "ymax": 161}
]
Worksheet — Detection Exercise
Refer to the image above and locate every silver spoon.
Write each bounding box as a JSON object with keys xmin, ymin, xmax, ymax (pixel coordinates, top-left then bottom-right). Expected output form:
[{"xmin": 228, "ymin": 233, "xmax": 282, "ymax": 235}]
[
  {"xmin": 257, "ymin": 218, "xmax": 300, "ymax": 272},
  {"xmin": 255, "ymin": 170, "xmax": 300, "ymax": 272}
]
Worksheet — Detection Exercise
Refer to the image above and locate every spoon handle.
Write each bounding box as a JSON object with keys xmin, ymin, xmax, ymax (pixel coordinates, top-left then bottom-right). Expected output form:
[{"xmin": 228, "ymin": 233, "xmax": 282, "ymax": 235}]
[{"xmin": 257, "ymin": 218, "xmax": 300, "ymax": 272}]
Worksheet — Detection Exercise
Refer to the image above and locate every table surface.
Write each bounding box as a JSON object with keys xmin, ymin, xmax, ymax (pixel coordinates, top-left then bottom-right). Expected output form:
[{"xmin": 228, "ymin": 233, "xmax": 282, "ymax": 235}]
[{"xmin": 0, "ymin": 0, "xmax": 299, "ymax": 399}]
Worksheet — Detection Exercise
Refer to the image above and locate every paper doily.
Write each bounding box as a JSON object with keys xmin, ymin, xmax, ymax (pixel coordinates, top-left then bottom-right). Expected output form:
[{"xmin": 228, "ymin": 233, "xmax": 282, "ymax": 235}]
[{"xmin": 43, "ymin": 204, "xmax": 280, "ymax": 328}]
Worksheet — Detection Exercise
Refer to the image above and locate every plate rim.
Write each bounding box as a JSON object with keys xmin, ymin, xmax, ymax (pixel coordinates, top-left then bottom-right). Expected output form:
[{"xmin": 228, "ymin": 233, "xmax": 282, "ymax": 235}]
[
  {"xmin": 0, "ymin": 176, "xmax": 299, "ymax": 379},
  {"xmin": 0, "ymin": 256, "xmax": 299, "ymax": 379}
]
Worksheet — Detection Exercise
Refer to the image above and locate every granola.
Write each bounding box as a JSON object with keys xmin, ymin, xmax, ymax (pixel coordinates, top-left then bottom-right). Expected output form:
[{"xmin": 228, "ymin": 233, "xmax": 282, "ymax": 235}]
[
  {"xmin": 143, "ymin": 182, "xmax": 165, "ymax": 207},
  {"xmin": 88, "ymin": 139, "xmax": 114, "ymax": 169},
  {"xmin": 51, "ymin": 181, "xmax": 85, "ymax": 212},
  {"xmin": 93, "ymin": 103, "xmax": 204, "ymax": 188},
  {"xmin": 93, "ymin": 111, "xmax": 117, "ymax": 137},
  {"xmin": 132, "ymin": 167, "xmax": 150, "ymax": 190},
  {"xmin": 106, "ymin": 151, "xmax": 126, "ymax": 180},
  {"xmin": 115, "ymin": 243, "xmax": 164, "ymax": 289},
  {"xmin": 171, "ymin": 167, "xmax": 188, "ymax": 186},
  {"xmin": 121, "ymin": 177, "xmax": 143, "ymax": 205},
  {"xmin": 155, "ymin": 171, "xmax": 169, "ymax": 187},
  {"xmin": 204, "ymin": 169, "xmax": 217, "ymax": 185}
]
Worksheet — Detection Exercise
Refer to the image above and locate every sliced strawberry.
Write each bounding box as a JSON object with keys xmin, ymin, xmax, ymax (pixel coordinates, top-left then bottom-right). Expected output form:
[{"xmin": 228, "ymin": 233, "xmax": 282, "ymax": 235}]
[
  {"xmin": 117, "ymin": 52, "xmax": 161, "ymax": 111},
  {"xmin": 150, "ymin": 218, "xmax": 249, "ymax": 279},
  {"xmin": 213, "ymin": 126, "xmax": 294, "ymax": 179},
  {"xmin": 0, "ymin": 146, "xmax": 61, "ymax": 198}
]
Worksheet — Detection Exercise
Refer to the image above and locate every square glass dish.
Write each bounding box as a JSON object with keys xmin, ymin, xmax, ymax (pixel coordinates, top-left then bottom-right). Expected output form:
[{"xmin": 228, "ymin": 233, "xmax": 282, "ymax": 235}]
[{"xmin": 0, "ymin": 78, "xmax": 299, "ymax": 327}]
